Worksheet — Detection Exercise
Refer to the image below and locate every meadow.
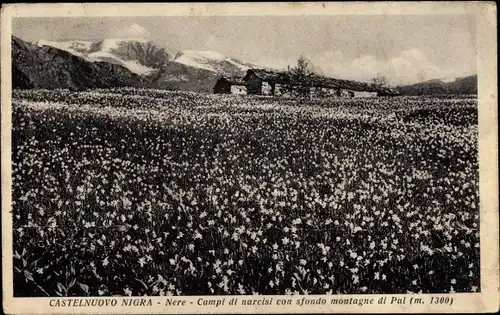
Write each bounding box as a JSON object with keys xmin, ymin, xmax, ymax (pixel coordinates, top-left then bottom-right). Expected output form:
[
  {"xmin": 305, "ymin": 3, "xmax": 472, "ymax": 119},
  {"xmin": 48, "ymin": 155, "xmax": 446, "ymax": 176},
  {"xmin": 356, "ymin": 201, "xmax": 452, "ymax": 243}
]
[{"xmin": 11, "ymin": 88, "xmax": 479, "ymax": 296}]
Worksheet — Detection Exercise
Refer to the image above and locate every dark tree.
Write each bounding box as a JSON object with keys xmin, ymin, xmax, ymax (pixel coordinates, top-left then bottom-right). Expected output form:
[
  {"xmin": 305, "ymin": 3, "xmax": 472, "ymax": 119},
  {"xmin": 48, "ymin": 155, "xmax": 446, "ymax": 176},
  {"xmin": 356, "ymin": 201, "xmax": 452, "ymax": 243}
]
[
  {"xmin": 371, "ymin": 74, "xmax": 389, "ymax": 89},
  {"xmin": 286, "ymin": 55, "xmax": 314, "ymax": 97}
]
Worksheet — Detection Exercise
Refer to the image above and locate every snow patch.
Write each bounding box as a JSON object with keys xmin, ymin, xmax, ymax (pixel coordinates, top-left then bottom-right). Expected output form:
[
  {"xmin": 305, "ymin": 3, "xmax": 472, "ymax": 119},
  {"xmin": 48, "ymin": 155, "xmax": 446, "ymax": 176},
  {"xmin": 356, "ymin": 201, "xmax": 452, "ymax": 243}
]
[
  {"xmin": 36, "ymin": 40, "xmax": 93, "ymax": 57},
  {"xmin": 88, "ymin": 51, "xmax": 155, "ymax": 75},
  {"xmin": 225, "ymin": 58, "xmax": 250, "ymax": 71},
  {"xmin": 174, "ymin": 55, "xmax": 216, "ymax": 72},
  {"xmin": 122, "ymin": 60, "xmax": 156, "ymax": 75},
  {"xmin": 180, "ymin": 50, "xmax": 226, "ymax": 61},
  {"xmin": 174, "ymin": 50, "xmax": 251, "ymax": 73},
  {"xmin": 440, "ymin": 77, "xmax": 457, "ymax": 83},
  {"xmin": 98, "ymin": 39, "xmax": 121, "ymax": 52},
  {"xmin": 96, "ymin": 38, "xmax": 152, "ymax": 52}
]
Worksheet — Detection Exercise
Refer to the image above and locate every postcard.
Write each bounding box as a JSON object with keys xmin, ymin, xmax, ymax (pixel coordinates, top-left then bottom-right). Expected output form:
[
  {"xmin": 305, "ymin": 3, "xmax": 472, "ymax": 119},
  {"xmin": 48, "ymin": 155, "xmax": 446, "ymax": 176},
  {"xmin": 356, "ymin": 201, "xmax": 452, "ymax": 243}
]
[{"xmin": 1, "ymin": 2, "xmax": 498, "ymax": 314}]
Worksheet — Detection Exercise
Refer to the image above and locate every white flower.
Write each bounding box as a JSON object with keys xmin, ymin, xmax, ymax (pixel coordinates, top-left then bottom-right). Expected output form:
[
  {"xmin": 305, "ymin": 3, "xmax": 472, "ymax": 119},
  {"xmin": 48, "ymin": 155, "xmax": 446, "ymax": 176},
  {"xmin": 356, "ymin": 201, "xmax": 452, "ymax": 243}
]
[
  {"xmin": 193, "ymin": 230, "xmax": 202, "ymax": 239},
  {"xmin": 138, "ymin": 257, "xmax": 146, "ymax": 267}
]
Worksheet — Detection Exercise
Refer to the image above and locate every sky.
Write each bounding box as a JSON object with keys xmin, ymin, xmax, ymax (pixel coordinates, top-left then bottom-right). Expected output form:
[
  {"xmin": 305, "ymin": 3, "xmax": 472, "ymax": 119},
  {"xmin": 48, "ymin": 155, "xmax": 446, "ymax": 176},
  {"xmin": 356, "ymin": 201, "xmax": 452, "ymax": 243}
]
[{"xmin": 13, "ymin": 15, "xmax": 477, "ymax": 85}]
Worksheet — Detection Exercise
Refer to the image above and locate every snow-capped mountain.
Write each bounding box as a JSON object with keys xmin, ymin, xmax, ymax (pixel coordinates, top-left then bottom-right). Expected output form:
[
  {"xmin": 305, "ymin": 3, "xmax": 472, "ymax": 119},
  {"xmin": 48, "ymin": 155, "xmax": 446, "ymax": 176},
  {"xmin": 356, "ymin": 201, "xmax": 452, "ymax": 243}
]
[
  {"xmin": 174, "ymin": 50, "xmax": 253, "ymax": 74},
  {"xmin": 13, "ymin": 36, "xmax": 142, "ymax": 90},
  {"xmin": 20, "ymin": 37, "xmax": 235, "ymax": 92},
  {"xmin": 35, "ymin": 38, "xmax": 260, "ymax": 78},
  {"xmin": 36, "ymin": 40, "xmax": 94, "ymax": 56},
  {"xmin": 36, "ymin": 38, "xmax": 173, "ymax": 75}
]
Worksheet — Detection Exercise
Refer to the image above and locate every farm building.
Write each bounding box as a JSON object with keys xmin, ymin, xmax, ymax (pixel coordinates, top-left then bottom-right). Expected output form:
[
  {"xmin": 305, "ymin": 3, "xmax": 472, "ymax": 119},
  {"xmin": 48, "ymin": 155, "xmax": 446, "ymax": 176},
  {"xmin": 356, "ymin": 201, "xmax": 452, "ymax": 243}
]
[
  {"xmin": 274, "ymin": 83, "xmax": 289, "ymax": 96},
  {"xmin": 244, "ymin": 69, "xmax": 292, "ymax": 96},
  {"xmin": 308, "ymin": 76, "xmax": 339, "ymax": 97},
  {"xmin": 309, "ymin": 75, "xmax": 378, "ymax": 98},
  {"xmin": 214, "ymin": 69, "xmax": 381, "ymax": 98},
  {"xmin": 213, "ymin": 76, "xmax": 247, "ymax": 95},
  {"xmin": 332, "ymin": 79, "xmax": 379, "ymax": 97},
  {"xmin": 310, "ymin": 86, "xmax": 338, "ymax": 98}
]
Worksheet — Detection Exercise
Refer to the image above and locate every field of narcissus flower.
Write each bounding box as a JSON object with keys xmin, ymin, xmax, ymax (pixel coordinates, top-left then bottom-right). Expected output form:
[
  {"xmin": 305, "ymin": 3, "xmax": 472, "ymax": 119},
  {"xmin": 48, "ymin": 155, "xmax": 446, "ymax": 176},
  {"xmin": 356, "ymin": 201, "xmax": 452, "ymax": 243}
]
[{"xmin": 12, "ymin": 88, "xmax": 479, "ymax": 296}]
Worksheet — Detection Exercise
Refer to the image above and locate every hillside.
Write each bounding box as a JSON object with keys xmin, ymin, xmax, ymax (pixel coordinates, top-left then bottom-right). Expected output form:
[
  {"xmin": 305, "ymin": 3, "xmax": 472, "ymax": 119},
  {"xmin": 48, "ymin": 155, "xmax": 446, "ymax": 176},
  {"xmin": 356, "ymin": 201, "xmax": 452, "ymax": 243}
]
[
  {"xmin": 144, "ymin": 61, "xmax": 219, "ymax": 93},
  {"xmin": 398, "ymin": 75, "xmax": 477, "ymax": 96}
]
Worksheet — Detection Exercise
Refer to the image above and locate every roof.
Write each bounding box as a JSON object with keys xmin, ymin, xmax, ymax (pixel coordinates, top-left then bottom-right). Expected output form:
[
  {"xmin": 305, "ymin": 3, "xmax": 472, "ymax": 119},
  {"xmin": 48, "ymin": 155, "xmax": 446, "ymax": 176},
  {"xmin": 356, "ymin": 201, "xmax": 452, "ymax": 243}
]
[
  {"xmin": 309, "ymin": 75, "xmax": 340, "ymax": 88},
  {"xmin": 219, "ymin": 76, "xmax": 246, "ymax": 86},
  {"xmin": 245, "ymin": 69, "xmax": 379, "ymax": 92},
  {"xmin": 378, "ymin": 87, "xmax": 400, "ymax": 95},
  {"xmin": 246, "ymin": 69, "xmax": 290, "ymax": 83},
  {"xmin": 309, "ymin": 75, "xmax": 379, "ymax": 92}
]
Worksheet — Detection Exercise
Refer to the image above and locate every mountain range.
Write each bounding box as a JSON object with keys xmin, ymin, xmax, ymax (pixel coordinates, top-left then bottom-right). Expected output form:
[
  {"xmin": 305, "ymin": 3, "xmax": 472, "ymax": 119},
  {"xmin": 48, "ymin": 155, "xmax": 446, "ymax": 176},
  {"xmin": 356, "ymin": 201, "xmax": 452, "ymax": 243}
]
[
  {"xmin": 12, "ymin": 36, "xmax": 141, "ymax": 90},
  {"xmin": 396, "ymin": 75, "xmax": 477, "ymax": 95},
  {"xmin": 12, "ymin": 36, "xmax": 256, "ymax": 92},
  {"xmin": 12, "ymin": 36, "xmax": 477, "ymax": 95}
]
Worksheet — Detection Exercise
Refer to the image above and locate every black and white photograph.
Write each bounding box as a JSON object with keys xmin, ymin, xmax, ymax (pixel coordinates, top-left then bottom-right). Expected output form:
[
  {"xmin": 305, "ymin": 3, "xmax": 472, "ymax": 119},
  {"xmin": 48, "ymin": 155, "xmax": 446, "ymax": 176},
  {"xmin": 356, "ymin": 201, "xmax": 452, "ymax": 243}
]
[{"xmin": 1, "ymin": 2, "xmax": 498, "ymax": 314}]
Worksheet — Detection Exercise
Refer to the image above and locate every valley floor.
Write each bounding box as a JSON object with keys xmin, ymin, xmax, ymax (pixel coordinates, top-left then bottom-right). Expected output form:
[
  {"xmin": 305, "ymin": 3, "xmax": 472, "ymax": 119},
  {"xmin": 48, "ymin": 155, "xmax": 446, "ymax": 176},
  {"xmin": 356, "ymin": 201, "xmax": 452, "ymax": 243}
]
[{"xmin": 11, "ymin": 89, "xmax": 479, "ymax": 296}]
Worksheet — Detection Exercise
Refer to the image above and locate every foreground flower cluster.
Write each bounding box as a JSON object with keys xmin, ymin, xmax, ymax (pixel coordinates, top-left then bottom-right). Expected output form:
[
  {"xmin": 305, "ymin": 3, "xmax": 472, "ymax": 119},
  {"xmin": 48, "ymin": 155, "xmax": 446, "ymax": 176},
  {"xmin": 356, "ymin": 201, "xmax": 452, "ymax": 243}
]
[{"xmin": 12, "ymin": 89, "xmax": 479, "ymax": 296}]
